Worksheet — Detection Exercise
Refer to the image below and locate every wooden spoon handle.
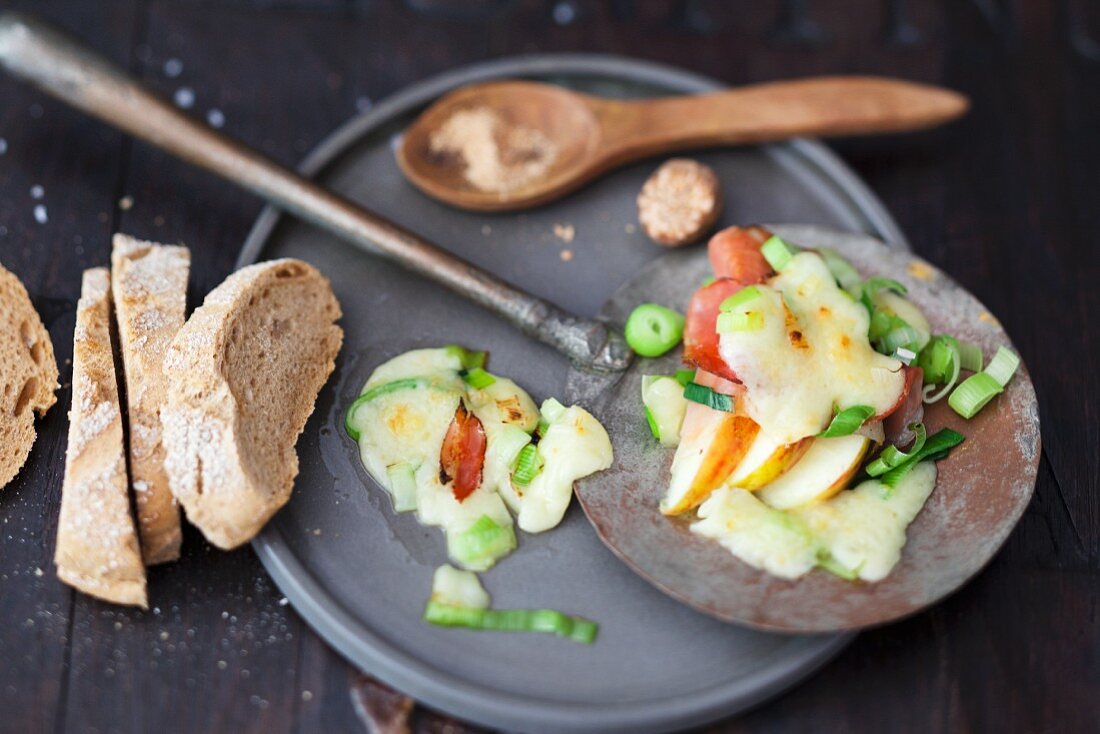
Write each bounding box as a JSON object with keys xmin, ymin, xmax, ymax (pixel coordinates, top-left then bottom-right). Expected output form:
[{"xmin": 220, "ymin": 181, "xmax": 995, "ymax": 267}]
[{"xmin": 598, "ymin": 76, "xmax": 968, "ymax": 159}]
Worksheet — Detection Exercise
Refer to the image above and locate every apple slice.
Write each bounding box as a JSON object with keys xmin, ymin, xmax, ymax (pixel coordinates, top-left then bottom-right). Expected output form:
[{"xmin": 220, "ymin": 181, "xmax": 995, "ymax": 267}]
[
  {"xmin": 728, "ymin": 433, "xmax": 813, "ymax": 491},
  {"xmin": 755, "ymin": 434, "xmax": 870, "ymax": 510},
  {"xmin": 660, "ymin": 406, "xmax": 759, "ymax": 515}
]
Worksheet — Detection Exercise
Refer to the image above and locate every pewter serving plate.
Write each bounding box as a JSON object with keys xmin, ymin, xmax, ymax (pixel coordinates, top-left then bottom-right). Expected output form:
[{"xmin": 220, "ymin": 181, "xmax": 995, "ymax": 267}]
[{"xmin": 241, "ymin": 56, "xmax": 935, "ymax": 733}]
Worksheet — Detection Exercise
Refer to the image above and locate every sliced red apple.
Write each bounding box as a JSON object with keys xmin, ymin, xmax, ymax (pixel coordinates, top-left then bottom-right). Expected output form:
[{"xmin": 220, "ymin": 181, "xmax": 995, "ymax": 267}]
[
  {"xmin": 755, "ymin": 434, "xmax": 870, "ymax": 510},
  {"xmin": 728, "ymin": 433, "xmax": 813, "ymax": 491},
  {"xmin": 660, "ymin": 408, "xmax": 759, "ymax": 516}
]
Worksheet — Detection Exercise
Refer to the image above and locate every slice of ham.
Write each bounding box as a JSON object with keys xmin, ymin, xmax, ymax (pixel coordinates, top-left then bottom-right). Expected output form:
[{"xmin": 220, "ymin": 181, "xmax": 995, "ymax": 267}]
[
  {"xmin": 882, "ymin": 366, "xmax": 925, "ymax": 446},
  {"xmin": 440, "ymin": 403, "xmax": 487, "ymax": 501},
  {"xmin": 707, "ymin": 226, "xmax": 774, "ymax": 282}
]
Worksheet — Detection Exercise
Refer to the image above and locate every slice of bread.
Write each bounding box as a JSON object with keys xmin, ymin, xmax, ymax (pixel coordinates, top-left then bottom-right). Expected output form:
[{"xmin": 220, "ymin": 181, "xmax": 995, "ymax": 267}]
[
  {"xmin": 55, "ymin": 268, "xmax": 147, "ymax": 608},
  {"xmin": 0, "ymin": 262, "xmax": 59, "ymax": 490},
  {"xmin": 111, "ymin": 235, "xmax": 190, "ymax": 565},
  {"xmin": 161, "ymin": 259, "xmax": 342, "ymax": 549}
]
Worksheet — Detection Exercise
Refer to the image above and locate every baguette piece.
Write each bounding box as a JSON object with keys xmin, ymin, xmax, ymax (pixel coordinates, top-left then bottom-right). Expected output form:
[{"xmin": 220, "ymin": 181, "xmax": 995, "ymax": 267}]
[
  {"xmin": 111, "ymin": 235, "xmax": 190, "ymax": 565},
  {"xmin": 55, "ymin": 268, "xmax": 147, "ymax": 608},
  {"xmin": 162, "ymin": 259, "xmax": 342, "ymax": 549},
  {"xmin": 0, "ymin": 262, "xmax": 59, "ymax": 490}
]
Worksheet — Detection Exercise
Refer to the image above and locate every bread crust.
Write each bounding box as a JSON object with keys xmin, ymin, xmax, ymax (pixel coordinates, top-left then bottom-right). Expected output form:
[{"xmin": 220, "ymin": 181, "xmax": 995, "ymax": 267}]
[
  {"xmin": 162, "ymin": 259, "xmax": 342, "ymax": 549},
  {"xmin": 0, "ymin": 262, "xmax": 59, "ymax": 490},
  {"xmin": 55, "ymin": 268, "xmax": 147, "ymax": 608},
  {"xmin": 111, "ymin": 235, "xmax": 190, "ymax": 565}
]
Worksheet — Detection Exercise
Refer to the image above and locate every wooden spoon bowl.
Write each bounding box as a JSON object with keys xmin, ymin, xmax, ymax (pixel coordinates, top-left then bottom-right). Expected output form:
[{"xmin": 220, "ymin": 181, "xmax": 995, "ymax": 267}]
[{"xmin": 397, "ymin": 77, "xmax": 969, "ymax": 212}]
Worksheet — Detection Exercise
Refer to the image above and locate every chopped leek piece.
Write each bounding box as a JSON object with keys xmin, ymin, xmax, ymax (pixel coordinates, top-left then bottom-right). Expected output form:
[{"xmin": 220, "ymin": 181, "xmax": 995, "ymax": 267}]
[
  {"xmin": 816, "ymin": 549, "xmax": 860, "ymax": 581},
  {"xmin": 948, "ymin": 372, "xmax": 1003, "ymax": 419},
  {"xmin": 983, "ymin": 346, "xmax": 1020, "ymax": 387},
  {"xmin": 511, "ymin": 444, "xmax": 543, "ymax": 486},
  {"xmin": 683, "ymin": 382, "xmax": 734, "ymax": 412},
  {"xmin": 894, "ymin": 347, "xmax": 917, "ymax": 365},
  {"xmin": 761, "ymin": 235, "xmax": 794, "ymax": 271},
  {"xmin": 536, "ymin": 417, "xmax": 550, "ymax": 436},
  {"xmin": 423, "ymin": 601, "xmax": 598, "ymax": 644},
  {"xmin": 866, "ymin": 423, "xmax": 928, "ymax": 477},
  {"xmin": 880, "ymin": 324, "xmax": 922, "ymax": 354},
  {"xmin": 642, "ymin": 375, "xmax": 689, "ymax": 446},
  {"xmin": 819, "ymin": 405, "xmax": 875, "ymax": 438},
  {"xmin": 448, "ymin": 515, "xmax": 516, "ymax": 570},
  {"xmin": 624, "ymin": 303, "xmax": 685, "ymax": 357},
  {"xmin": 716, "ymin": 310, "xmax": 765, "ymax": 333},
  {"xmin": 674, "ymin": 369, "xmax": 696, "ymax": 387},
  {"xmin": 386, "ymin": 463, "xmax": 419, "ymax": 512},
  {"xmin": 540, "ymin": 398, "xmax": 567, "ymax": 423},
  {"xmin": 644, "ymin": 406, "xmax": 660, "ymax": 439},
  {"xmin": 857, "ymin": 277, "xmax": 908, "ymax": 309},
  {"xmin": 917, "ymin": 335, "xmax": 959, "ymax": 384},
  {"xmin": 444, "ymin": 344, "xmax": 487, "ymax": 371},
  {"xmin": 719, "ymin": 285, "xmax": 763, "ymax": 312},
  {"xmin": 818, "ymin": 247, "xmax": 862, "ymax": 291},
  {"xmin": 880, "ymin": 428, "xmax": 964, "ymax": 489},
  {"xmin": 462, "ymin": 367, "xmax": 497, "ymax": 389},
  {"xmin": 957, "ymin": 341, "xmax": 984, "ymax": 373}
]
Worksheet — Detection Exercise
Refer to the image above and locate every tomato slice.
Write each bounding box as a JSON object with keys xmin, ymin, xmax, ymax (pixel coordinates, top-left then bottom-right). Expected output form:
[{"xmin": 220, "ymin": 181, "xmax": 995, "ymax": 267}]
[
  {"xmin": 440, "ymin": 403, "xmax": 487, "ymax": 502},
  {"xmin": 707, "ymin": 226, "xmax": 774, "ymax": 282}
]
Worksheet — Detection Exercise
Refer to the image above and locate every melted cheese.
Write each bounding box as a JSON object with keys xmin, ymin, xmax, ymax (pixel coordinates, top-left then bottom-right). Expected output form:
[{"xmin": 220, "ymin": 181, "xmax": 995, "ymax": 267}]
[{"xmin": 718, "ymin": 252, "xmax": 905, "ymax": 444}]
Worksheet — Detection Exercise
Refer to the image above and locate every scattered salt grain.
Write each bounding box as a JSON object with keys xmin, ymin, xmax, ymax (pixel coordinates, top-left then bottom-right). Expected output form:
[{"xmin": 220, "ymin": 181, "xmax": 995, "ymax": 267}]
[
  {"xmin": 118, "ymin": 195, "xmax": 134, "ymax": 211},
  {"xmin": 553, "ymin": 2, "xmax": 577, "ymax": 25},
  {"xmin": 301, "ymin": 691, "xmax": 313, "ymax": 702},
  {"xmin": 33, "ymin": 205, "xmax": 48, "ymax": 224},
  {"xmin": 625, "ymin": 223, "xmax": 637, "ymax": 234},
  {"xmin": 481, "ymin": 225, "xmax": 492, "ymax": 236},
  {"xmin": 277, "ymin": 597, "xmax": 289, "ymax": 607},
  {"xmin": 34, "ymin": 567, "xmax": 43, "ymax": 577},
  {"xmin": 30, "ymin": 185, "xmax": 44, "ymax": 199},
  {"xmin": 560, "ymin": 249, "xmax": 574, "ymax": 262},
  {"xmin": 163, "ymin": 58, "xmax": 184, "ymax": 78},
  {"xmin": 355, "ymin": 96, "xmax": 373, "ymax": 113},
  {"xmin": 217, "ymin": 660, "xmax": 227, "ymax": 670},
  {"xmin": 174, "ymin": 87, "xmax": 196, "ymax": 109},
  {"xmin": 0, "ymin": 138, "xmax": 8, "ymax": 155},
  {"xmin": 553, "ymin": 223, "xmax": 575, "ymax": 242},
  {"xmin": 206, "ymin": 109, "xmax": 226, "ymax": 128}
]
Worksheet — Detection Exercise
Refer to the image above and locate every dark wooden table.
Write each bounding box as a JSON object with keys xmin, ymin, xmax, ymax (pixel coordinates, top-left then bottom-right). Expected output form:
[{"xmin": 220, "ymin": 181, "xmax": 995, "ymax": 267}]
[{"xmin": 1, "ymin": 1, "xmax": 1096, "ymax": 732}]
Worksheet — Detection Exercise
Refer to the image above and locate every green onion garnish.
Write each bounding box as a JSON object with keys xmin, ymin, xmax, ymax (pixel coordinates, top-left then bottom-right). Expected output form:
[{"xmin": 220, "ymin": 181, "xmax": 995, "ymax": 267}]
[
  {"xmin": 644, "ymin": 406, "xmax": 660, "ymax": 439},
  {"xmin": 511, "ymin": 444, "xmax": 543, "ymax": 486},
  {"xmin": 866, "ymin": 423, "xmax": 928, "ymax": 477},
  {"xmin": 719, "ymin": 285, "xmax": 763, "ymax": 312},
  {"xmin": 683, "ymin": 382, "xmax": 735, "ymax": 412},
  {"xmin": 917, "ymin": 335, "xmax": 958, "ymax": 385},
  {"xmin": 444, "ymin": 344, "xmax": 487, "ymax": 371},
  {"xmin": 461, "ymin": 367, "xmax": 497, "ymax": 390},
  {"xmin": 880, "ymin": 428, "xmax": 965, "ymax": 489},
  {"xmin": 818, "ymin": 248, "xmax": 862, "ymax": 291},
  {"xmin": 982, "ymin": 346, "xmax": 1020, "ymax": 387},
  {"xmin": 423, "ymin": 601, "xmax": 598, "ymax": 644},
  {"xmin": 447, "ymin": 515, "xmax": 516, "ymax": 568},
  {"xmin": 716, "ymin": 310, "xmax": 765, "ymax": 333},
  {"xmin": 761, "ymin": 235, "xmax": 794, "ymax": 271},
  {"xmin": 947, "ymin": 372, "xmax": 1003, "ymax": 419},
  {"xmin": 857, "ymin": 277, "xmax": 908, "ymax": 310},
  {"xmin": 674, "ymin": 369, "xmax": 696, "ymax": 387},
  {"xmin": 957, "ymin": 341, "xmax": 984, "ymax": 373},
  {"xmin": 386, "ymin": 463, "xmax": 419, "ymax": 512},
  {"xmin": 818, "ymin": 405, "xmax": 875, "ymax": 437},
  {"xmin": 879, "ymin": 323, "xmax": 922, "ymax": 355},
  {"xmin": 624, "ymin": 303, "xmax": 685, "ymax": 358},
  {"xmin": 893, "ymin": 347, "xmax": 917, "ymax": 365}
]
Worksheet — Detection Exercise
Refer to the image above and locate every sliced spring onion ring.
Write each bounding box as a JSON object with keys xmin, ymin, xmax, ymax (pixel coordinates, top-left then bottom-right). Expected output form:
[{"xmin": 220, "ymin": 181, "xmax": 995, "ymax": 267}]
[
  {"xmin": 719, "ymin": 285, "xmax": 763, "ymax": 312},
  {"xmin": 716, "ymin": 310, "xmax": 765, "ymax": 333},
  {"xmin": 880, "ymin": 428, "xmax": 965, "ymax": 489},
  {"xmin": 761, "ymin": 235, "xmax": 795, "ymax": 271},
  {"xmin": 865, "ymin": 423, "xmax": 928, "ymax": 477},
  {"xmin": 511, "ymin": 443, "xmax": 543, "ymax": 486},
  {"xmin": 624, "ymin": 303, "xmax": 685, "ymax": 357},
  {"xmin": 983, "ymin": 346, "xmax": 1020, "ymax": 387},
  {"xmin": 818, "ymin": 405, "xmax": 875, "ymax": 438},
  {"xmin": 880, "ymin": 324, "xmax": 922, "ymax": 354},
  {"xmin": 674, "ymin": 369, "xmax": 696, "ymax": 387},
  {"xmin": 683, "ymin": 382, "xmax": 734, "ymax": 412},
  {"xmin": 461, "ymin": 367, "xmax": 496, "ymax": 389},
  {"xmin": 423, "ymin": 601, "xmax": 598, "ymax": 644},
  {"xmin": 957, "ymin": 341, "xmax": 984, "ymax": 373},
  {"xmin": 857, "ymin": 277, "xmax": 908, "ymax": 309},
  {"xmin": 444, "ymin": 344, "xmax": 487, "ymax": 371},
  {"xmin": 920, "ymin": 336, "xmax": 962, "ymax": 404},
  {"xmin": 818, "ymin": 247, "xmax": 862, "ymax": 291},
  {"xmin": 948, "ymin": 372, "xmax": 1003, "ymax": 419}
]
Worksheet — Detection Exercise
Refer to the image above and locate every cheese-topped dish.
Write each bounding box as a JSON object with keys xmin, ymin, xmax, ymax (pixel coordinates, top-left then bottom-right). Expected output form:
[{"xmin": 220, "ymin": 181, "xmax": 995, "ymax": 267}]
[
  {"xmin": 346, "ymin": 347, "xmax": 613, "ymax": 572},
  {"xmin": 631, "ymin": 225, "xmax": 1015, "ymax": 583}
]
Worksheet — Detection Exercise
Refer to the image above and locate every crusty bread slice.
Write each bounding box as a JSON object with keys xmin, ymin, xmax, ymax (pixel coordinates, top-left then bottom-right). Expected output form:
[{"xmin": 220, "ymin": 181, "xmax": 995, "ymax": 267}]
[
  {"xmin": 0, "ymin": 262, "xmax": 59, "ymax": 490},
  {"xmin": 111, "ymin": 234, "xmax": 190, "ymax": 565},
  {"xmin": 55, "ymin": 268, "xmax": 147, "ymax": 608},
  {"xmin": 161, "ymin": 259, "xmax": 342, "ymax": 549}
]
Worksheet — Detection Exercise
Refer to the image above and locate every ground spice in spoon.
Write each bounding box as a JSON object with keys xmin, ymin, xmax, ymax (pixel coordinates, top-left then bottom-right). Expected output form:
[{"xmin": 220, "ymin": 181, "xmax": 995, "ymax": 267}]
[{"xmin": 429, "ymin": 107, "xmax": 558, "ymax": 195}]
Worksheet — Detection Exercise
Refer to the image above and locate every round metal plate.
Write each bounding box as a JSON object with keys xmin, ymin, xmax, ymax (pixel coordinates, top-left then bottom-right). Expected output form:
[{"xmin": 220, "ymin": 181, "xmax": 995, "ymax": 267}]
[
  {"xmin": 240, "ymin": 55, "xmax": 916, "ymax": 733},
  {"xmin": 568, "ymin": 224, "xmax": 1040, "ymax": 633}
]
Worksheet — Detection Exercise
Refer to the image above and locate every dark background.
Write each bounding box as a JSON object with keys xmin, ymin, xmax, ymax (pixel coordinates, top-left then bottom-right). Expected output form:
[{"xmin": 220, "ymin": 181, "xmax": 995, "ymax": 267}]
[{"xmin": 0, "ymin": 1, "xmax": 1096, "ymax": 732}]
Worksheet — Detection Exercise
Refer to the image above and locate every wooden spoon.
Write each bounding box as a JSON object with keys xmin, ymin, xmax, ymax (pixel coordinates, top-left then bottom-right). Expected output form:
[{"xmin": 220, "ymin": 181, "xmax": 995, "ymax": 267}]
[{"xmin": 397, "ymin": 77, "xmax": 968, "ymax": 212}]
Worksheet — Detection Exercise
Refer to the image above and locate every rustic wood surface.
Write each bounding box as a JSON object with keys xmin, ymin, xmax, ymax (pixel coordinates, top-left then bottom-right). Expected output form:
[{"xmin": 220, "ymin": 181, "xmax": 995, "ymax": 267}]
[{"xmin": 0, "ymin": 1, "xmax": 1095, "ymax": 732}]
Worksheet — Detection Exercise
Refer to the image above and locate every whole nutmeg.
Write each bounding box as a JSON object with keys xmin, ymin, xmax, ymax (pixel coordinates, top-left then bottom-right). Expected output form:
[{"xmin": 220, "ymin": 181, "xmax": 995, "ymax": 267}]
[{"xmin": 636, "ymin": 158, "xmax": 722, "ymax": 247}]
